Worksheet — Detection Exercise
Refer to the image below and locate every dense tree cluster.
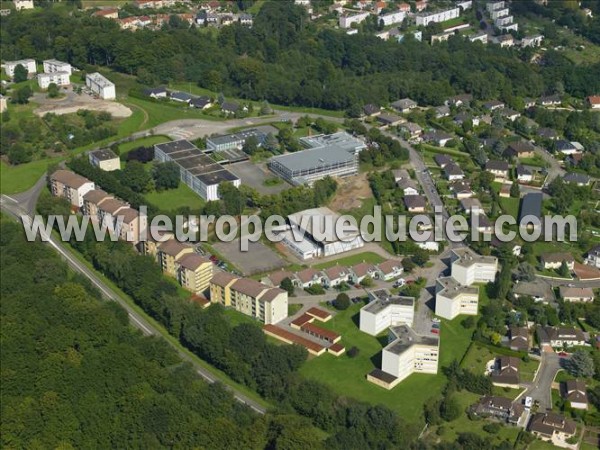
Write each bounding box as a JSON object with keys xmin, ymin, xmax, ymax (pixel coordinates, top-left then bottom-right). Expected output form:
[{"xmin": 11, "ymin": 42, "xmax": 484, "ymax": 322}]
[{"xmin": 2, "ymin": 2, "xmax": 599, "ymax": 115}]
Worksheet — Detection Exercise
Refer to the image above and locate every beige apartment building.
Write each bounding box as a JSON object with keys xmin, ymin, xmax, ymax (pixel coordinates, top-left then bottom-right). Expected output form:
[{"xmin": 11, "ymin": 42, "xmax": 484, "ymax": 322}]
[
  {"xmin": 157, "ymin": 239, "xmax": 194, "ymax": 277},
  {"xmin": 177, "ymin": 253, "xmax": 213, "ymax": 295},
  {"xmin": 82, "ymin": 189, "xmax": 113, "ymax": 220},
  {"xmin": 50, "ymin": 170, "xmax": 95, "ymax": 208}
]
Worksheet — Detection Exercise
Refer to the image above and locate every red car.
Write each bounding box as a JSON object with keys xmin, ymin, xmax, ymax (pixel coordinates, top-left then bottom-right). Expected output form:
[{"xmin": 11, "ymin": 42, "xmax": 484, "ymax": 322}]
[
  {"xmin": 431, "ymin": 329, "xmax": 439, "ymax": 334},
  {"xmin": 558, "ymin": 352, "xmax": 569, "ymax": 357}
]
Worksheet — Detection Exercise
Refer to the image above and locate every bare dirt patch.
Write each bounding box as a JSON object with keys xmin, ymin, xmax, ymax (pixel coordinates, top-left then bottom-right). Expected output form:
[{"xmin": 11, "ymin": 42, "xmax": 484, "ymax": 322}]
[
  {"xmin": 32, "ymin": 89, "xmax": 132, "ymax": 118},
  {"xmin": 329, "ymin": 172, "xmax": 372, "ymax": 211}
]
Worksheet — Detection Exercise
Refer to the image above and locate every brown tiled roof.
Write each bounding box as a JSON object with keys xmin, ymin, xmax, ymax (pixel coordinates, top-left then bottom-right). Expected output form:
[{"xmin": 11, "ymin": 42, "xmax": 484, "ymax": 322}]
[
  {"xmin": 232, "ymin": 278, "xmax": 267, "ymax": 298},
  {"xmin": 306, "ymin": 307, "xmax": 332, "ymax": 321},
  {"xmin": 324, "ymin": 265, "xmax": 348, "ymax": 280},
  {"xmin": 296, "ymin": 268, "xmax": 320, "ymax": 284},
  {"xmin": 300, "ymin": 322, "xmax": 340, "ymax": 341},
  {"xmin": 260, "ymin": 287, "xmax": 286, "ymax": 303},
  {"xmin": 528, "ymin": 412, "xmax": 576, "ymax": 437},
  {"xmin": 177, "ymin": 253, "xmax": 210, "ymax": 271},
  {"xmin": 158, "ymin": 238, "xmax": 193, "ymax": 257},
  {"xmin": 378, "ymin": 259, "xmax": 401, "ymax": 275},
  {"xmin": 328, "ymin": 342, "xmax": 345, "ymax": 353},
  {"xmin": 267, "ymin": 270, "xmax": 293, "ymax": 287},
  {"xmin": 51, "ymin": 170, "xmax": 92, "ymax": 189},
  {"xmin": 291, "ymin": 313, "xmax": 314, "ymax": 328},
  {"xmin": 352, "ymin": 262, "xmax": 376, "ymax": 278},
  {"xmin": 99, "ymin": 198, "xmax": 128, "ymax": 215},
  {"xmin": 119, "ymin": 207, "xmax": 139, "ymax": 224},
  {"xmin": 404, "ymin": 195, "xmax": 426, "ymax": 209},
  {"xmin": 210, "ymin": 271, "xmax": 238, "ymax": 287},
  {"xmin": 541, "ymin": 252, "xmax": 575, "ymax": 264},
  {"xmin": 190, "ymin": 295, "xmax": 210, "ymax": 307},
  {"xmin": 263, "ymin": 325, "xmax": 325, "ymax": 353},
  {"xmin": 83, "ymin": 189, "xmax": 111, "ymax": 204},
  {"xmin": 564, "ymin": 379, "xmax": 587, "ymax": 404}
]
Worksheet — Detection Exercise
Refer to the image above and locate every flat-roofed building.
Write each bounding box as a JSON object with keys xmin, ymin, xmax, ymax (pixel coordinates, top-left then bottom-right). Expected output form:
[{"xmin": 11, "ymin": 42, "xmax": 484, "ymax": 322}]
[
  {"xmin": 367, "ymin": 325, "xmax": 439, "ymax": 389},
  {"xmin": 4, "ymin": 58, "xmax": 37, "ymax": 78},
  {"xmin": 415, "ymin": 7, "xmax": 459, "ymax": 26},
  {"xmin": 89, "ymin": 148, "xmax": 120, "ymax": 171},
  {"xmin": 435, "ymin": 276, "xmax": 479, "ymax": 320},
  {"xmin": 360, "ymin": 289, "xmax": 415, "ymax": 336},
  {"xmin": 157, "ymin": 238, "xmax": 194, "ymax": 277},
  {"xmin": 49, "ymin": 169, "xmax": 95, "ymax": 208},
  {"xmin": 37, "ymin": 71, "xmax": 70, "ymax": 89},
  {"xmin": 154, "ymin": 140, "xmax": 241, "ymax": 201},
  {"xmin": 85, "ymin": 72, "xmax": 116, "ymax": 100},
  {"xmin": 177, "ymin": 253, "xmax": 213, "ymax": 295},
  {"xmin": 450, "ymin": 247, "xmax": 498, "ymax": 286},
  {"xmin": 43, "ymin": 59, "xmax": 72, "ymax": 76},
  {"xmin": 287, "ymin": 207, "xmax": 364, "ymax": 258},
  {"xmin": 210, "ymin": 274, "xmax": 288, "ymax": 324},
  {"xmin": 206, "ymin": 128, "xmax": 267, "ymax": 152}
]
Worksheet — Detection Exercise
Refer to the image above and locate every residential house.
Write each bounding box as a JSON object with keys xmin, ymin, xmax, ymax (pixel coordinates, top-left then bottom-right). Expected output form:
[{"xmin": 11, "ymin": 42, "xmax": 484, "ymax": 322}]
[
  {"xmin": 377, "ymin": 114, "xmax": 404, "ymax": 128},
  {"xmin": 170, "ymin": 91, "xmax": 193, "ymax": 103},
  {"xmin": 586, "ymin": 95, "xmax": 600, "ymax": 110},
  {"xmin": 423, "ymin": 130, "xmax": 453, "ymax": 147},
  {"xmin": 509, "ymin": 326, "xmax": 529, "ymax": 351},
  {"xmin": 537, "ymin": 127, "xmax": 559, "ymax": 141},
  {"xmin": 94, "ymin": 8, "xmax": 119, "ymax": 19},
  {"xmin": 470, "ymin": 395, "xmax": 520, "ymax": 422},
  {"xmin": 450, "ymin": 180, "xmax": 474, "ymax": 199},
  {"xmin": 486, "ymin": 160, "xmax": 510, "ymax": 181},
  {"xmin": 322, "ymin": 265, "xmax": 351, "ymax": 288},
  {"xmin": 516, "ymin": 165, "xmax": 533, "ymax": 183},
  {"xmin": 524, "ymin": 97, "xmax": 537, "ymax": 109},
  {"xmin": 538, "ymin": 95, "xmax": 561, "ymax": 106},
  {"xmin": 472, "ymin": 213, "xmax": 493, "ymax": 234},
  {"xmin": 144, "ymin": 86, "xmax": 168, "ymax": 99},
  {"xmin": 295, "ymin": 268, "xmax": 323, "ymax": 289},
  {"xmin": 585, "ymin": 244, "xmax": 600, "ymax": 268},
  {"xmin": 377, "ymin": 259, "xmax": 404, "ymax": 281},
  {"xmin": 521, "ymin": 34, "xmax": 544, "ymax": 47},
  {"xmin": 537, "ymin": 326, "xmax": 586, "ymax": 349},
  {"xmin": 541, "ymin": 252, "xmax": 575, "ymax": 270},
  {"xmin": 399, "ymin": 122, "xmax": 422, "ymax": 138},
  {"xmin": 504, "ymin": 141, "xmax": 535, "ymax": 159},
  {"xmin": 491, "ymin": 356, "xmax": 520, "ymax": 387},
  {"xmin": 446, "ymin": 94, "xmax": 473, "ymax": 107},
  {"xmin": 391, "ymin": 98, "xmax": 417, "ymax": 113},
  {"xmin": 460, "ymin": 198, "xmax": 483, "ymax": 214},
  {"xmin": 562, "ymin": 380, "xmax": 588, "ymax": 410},
  {"xmin": 555, "ymin": 140, "xmax": 578, "ymax": 155},
  {"xmin": 404, "ymin": 195, "xmax": 427, "ymax": 213},
  {"xmin": 499, "ymin": 183, "xmax": 511, "ymax": 198},
  {"xmin": 89, "ymin": 148, "xmax": 120, "ymax": 171},
  {"xmin": 49, "ymin": 170, "xmax": 95, "ymax": 208},
  {"xmin": 500, "ymin": 108, "xmax": 521, "ymax": 122},
  {"xmin": 453, "ymin": 112, "xmax": 478, "ymax": 126},
  {"xmin": 363, "ymin": 104, "xmax": 381, "ymax": 117},
  {"xmin": 392, "ymin": 169, "xmax": 410, "ymax": 183},
  {"xmin": 263, "ymin": 270, "xmax": 294, "ymax": 288},
  {"xmin": 397, "ymin": 2, "xmax": 410, "ymax": 13},
  {"xmin": 528, "ymin": 413, "xmax": 576, "ymax": 443},
  {"xmin": 483, "ymin": 100, "xmax": 505, "ymax": 111},
  {"xmin": 416, "ymin": 237, "xmax": 440, "ymax": 252},
  {"xmin": 189, "ymin": 96, "xmax": 213, "ymax": 109},
  {"xmin": 351, "ymin": 262, "xmax": 379, "ymax": 284},
  {"xmin": 563, "ymin": 172, "xmax": 591, "ymax": 186},
  {"xmin": 157, "ymin": 239, "xmax": 194, "ymax": 277},
  {"xmin": 177, "ymin": 253, "xmax": 213, "ymax": 295},
  {"xmin": 513, "ymin": 279, "xmax": 555, "ymax": 303},
  {"xmin": 443, "ymin": 163, "xmax": 464, "ymax": 181},
  {"xmin": 559, "ymin": 286, "xmax": 594, "ymax": 303},
  {"xmin": 519, "ymin": 193, "xmax": 543, "ymax": 232},
  {"xmin": 398, "ymin": 178, "xmax": 419, "ymax": 196},
  {"xmin": 221, "ymin": 101, "xmax": 241, "ymax": 115},
  {"xmin": 434, "ymin": 105, "xmax": 450, "ymax": 118}
]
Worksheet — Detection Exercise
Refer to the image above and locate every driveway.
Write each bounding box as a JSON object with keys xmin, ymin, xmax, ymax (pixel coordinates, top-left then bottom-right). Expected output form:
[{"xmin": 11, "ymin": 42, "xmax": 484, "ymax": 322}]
[{"xmin": 517, "ymin": 351, "xmax": 564, "ymax": 411}]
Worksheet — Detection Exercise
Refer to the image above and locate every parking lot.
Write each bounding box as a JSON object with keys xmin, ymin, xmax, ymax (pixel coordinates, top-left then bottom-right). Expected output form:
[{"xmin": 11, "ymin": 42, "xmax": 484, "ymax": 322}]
[
  {"xmin": 212, "ymin": 239, "xmax": 287, "ymax": 276},
  {"xmin": 227, "ymin": 161, "xmax": 290, "ymax": 195}
]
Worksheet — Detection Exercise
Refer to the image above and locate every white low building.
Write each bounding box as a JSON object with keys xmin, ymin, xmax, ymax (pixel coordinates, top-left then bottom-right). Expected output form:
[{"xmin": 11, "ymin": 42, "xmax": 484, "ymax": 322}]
[
  {"xmin": 279, "ymin": 229, "xmax": 321, "ymax": 260},
  {"xmin": 367, "ymin": 325, "xmax": 439, "ymax": 389},
  {"xmin": 37, "ymin": 72, "xmax": 70, "ymax": 89},
  {"xmin": 43, "ymin": 59, "xmax": 72, "ymax": 76},
  {"xmin": 379, "ymin": 11, "xmax": 406, "ymax": 26},
  {"xmin": 4, "ymin": 58, "xmax": 36, "ymax": 78},
  {"xmin": 360, "ymin": 289, "xmax": 414, "ymax": 336},
  {"xmin": 450, "ymin": 247, "xmax": 498, "ymax": 286},
  {"xmin": 339, "ymin": 11, "xmax": 369, "ymax": 28},
  {"xmin": 85, "ymin": 72, "xmax": 116, "ymax": 100},
  {"xmin": 415, "ymin": 7, "xmax": 459, "ymax": 26},
  {"xmin": 435, "ymin": 276, "xmax": 479, "ymax": 320},
  {"xmin": 13, "ymin": 0, "xmax": 34, "ymax": 10}
]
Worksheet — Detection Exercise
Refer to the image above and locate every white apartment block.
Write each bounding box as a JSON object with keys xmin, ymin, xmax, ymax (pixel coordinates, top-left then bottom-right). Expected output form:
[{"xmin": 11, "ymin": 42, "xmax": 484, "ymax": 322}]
[
  {"xmin": 368, "ymin": 325, "xmax": 439, "ymax": 389},
  {"xmin": 13, "ymin": 0, "xmax": 34, "ymax": 10},
  {"xmin": 85, "ymin": 72, "xmax": 116, "ymax": 100},
  {"xmin": 490, "ymin": 8, "xmax": 509, "ymax": 19},
  {"xmin": 43, "ymin": 59, "xmax": 72, "ymax": 76},
  {"xmin": 4, "ymin": 58, "xmax": 36, "ymax": 78},
  {"xmin": 415, "ymin": 8, "xmax": 459, "ymax": 26},
  {"xmin": 37, "ymin": 72, "xmax": 70, "ymax": 89},
  {"xmin": 379, "ymin": 11, "xmax": 406, "ymax": 26},
  {"xmin": 450, "ymin": 247, "xmax": 498, "ymax": 286},
  {"xmin": 456, "ymin": 0, "xmax": 473, "ymax": 10},
  {"xmin": 339, "ymin": 11, "xmax": 369, "ymax": 29},
  {"xmin": 495, "ymin": 15, "xmax": 514, "ymax": 27},
  {"xmin": 360, "ymin": 290, "xmax": 414, "ymax": 336},
  {"xmin": 435, "ymin": 276, "xmax": 479, "ymax": 320},
  {"xmin": 486, "ymin": 1, "xmax": 505, "ymax": 13}
]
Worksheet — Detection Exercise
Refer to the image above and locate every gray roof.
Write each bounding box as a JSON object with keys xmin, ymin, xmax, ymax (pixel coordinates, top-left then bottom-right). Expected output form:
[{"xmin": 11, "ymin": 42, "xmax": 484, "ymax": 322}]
[
  {"xmin": 90, "ymin": 148, "xmax": 118, "ymax": 161},
  {"xmin": 384, "ymin": 325, "xmax": 439, "ymax": 355},
  {"xmin": 268, "ymin": 146, "xmax": 355, "ymax": 172},
  {"xmin": 519, "ymin": 193, "xmax": 542, "ymax": 222},
  {"xmin": 170, "ymin": 91, "xmax": 193, "ymax": 102},
  {"xmin": 563, "ymin": 172, "xmax": 590, "ymax": 184}
]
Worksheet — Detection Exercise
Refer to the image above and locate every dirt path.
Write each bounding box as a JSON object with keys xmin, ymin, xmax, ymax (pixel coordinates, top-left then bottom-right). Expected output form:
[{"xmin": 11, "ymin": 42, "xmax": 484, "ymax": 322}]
[{"xmin": 329, "ymin": 172, "xmax": 372, "ymax": 211}]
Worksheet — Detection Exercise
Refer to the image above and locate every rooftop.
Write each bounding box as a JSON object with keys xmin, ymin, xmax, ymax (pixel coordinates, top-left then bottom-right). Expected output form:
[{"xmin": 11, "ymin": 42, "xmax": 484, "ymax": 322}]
[
  {"xmin": 155, "ymin": 139, "xmax": 197, "ymax": 155},
  {"xmin": 269, "ymin": 145, "xmax": 356, "ymax": 173},
  {"xmin": 288, "ymin": 207, "xmax": 360, "ymax": 243},
  {"xmin": 451, "ymin": 247, "xmax": 497, "ymax": 268},
  {"xmin": 363, "ymin": 290, "xmax": 414, "ymax": 315},
  {"xmin": 436, "ymin": 276, "xmax": 479, "ymax": 299},
  {"xmin": 51, "ymin": 169, "xmax": 92, "ymax": 189},
  {"xmin": 384, "ymin": 325, "xmax": 439, "ymax": 355},
  {"xmin": 90, "ymin": 148, "xmax": 119, "ymax": 161},
  {"xmin": 86, "ymin": 72, "xmax": 114, "ymax": 88}
]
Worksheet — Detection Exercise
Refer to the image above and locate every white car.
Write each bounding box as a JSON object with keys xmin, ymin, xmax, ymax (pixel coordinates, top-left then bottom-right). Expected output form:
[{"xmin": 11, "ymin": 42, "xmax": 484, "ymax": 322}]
[{"xmin": 393, "ymin": 279, "xmax": 406, "ymax": 288}]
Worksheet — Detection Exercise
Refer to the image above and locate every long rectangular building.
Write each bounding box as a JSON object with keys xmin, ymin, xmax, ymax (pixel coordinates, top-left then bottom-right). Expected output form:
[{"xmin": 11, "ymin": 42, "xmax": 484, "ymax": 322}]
[
  {"xmin": 85, "ymin": 72, "xmax": 115, "ymax": 100},
  {"xmin": 154, "ymin": 140, "xmax": 240, "ymax": 201}
]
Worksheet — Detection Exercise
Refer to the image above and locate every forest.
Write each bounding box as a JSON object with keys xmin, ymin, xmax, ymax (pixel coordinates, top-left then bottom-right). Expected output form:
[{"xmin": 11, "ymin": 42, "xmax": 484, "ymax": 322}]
[{"xmin": 1, "ymin": 1, "xmax": 599, "ymax": 113}]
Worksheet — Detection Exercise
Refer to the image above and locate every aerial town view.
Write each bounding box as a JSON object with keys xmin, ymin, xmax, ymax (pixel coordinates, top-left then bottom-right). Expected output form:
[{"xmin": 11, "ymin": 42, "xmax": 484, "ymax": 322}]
[{"xmin": 1, "ymin": 0, "xmax": 600, "ymax": 448}]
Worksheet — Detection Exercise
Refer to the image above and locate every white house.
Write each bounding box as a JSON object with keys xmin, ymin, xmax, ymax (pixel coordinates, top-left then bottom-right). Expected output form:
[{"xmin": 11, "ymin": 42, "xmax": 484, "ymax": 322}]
[
  {"xmin": 85, "ymin": 72, "xmax": 116, "ymax": 100},
  {"xmin": 377, "ymin": 259, "xmax": 404, "ymax": 281},
  {"xmin": 360, "ymin": 290, "xmax": 414, "ymax": 336},
  {"xmin": 450, "ymin": 247, "xmax": 498, "ymax": 286}
]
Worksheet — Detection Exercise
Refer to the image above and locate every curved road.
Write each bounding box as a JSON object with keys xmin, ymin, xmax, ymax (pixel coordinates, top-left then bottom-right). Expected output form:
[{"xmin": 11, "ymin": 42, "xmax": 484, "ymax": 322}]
[{"xmin": 0, "ymin": 191, "xmax": 267, "ymax": 415}]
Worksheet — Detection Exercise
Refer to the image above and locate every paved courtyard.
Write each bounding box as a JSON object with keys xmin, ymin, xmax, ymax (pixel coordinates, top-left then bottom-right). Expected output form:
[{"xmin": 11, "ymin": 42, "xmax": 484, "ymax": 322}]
[
  {"xmin": 213, "ymin": 239, "xmax": 287, "ymax": 276},
  {"xmin": 227, "ymin": 161, "xmax": 290, "ymax": 195}
]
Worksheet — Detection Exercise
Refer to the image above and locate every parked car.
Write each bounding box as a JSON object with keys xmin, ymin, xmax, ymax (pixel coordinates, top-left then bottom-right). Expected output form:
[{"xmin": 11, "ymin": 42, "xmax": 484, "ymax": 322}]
[
  {"xmin": 431, "ymin": 323, "xmax": 440, "ymax": 329},
  {"xmin": 431, "ymin": 329, "xmax": 439, "ymax": 334},
  {"xmin": 393, "ymin": 278, "xmax": 406, "ymax": 288},
  {"xmin": 558, "ymin": 351, "xmax": 569, "ymax": 357}
]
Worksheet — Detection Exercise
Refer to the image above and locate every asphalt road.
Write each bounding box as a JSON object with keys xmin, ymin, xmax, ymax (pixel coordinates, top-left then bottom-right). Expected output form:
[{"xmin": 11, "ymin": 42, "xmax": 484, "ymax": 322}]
[
  {"xmin": 0, "ymin": 191, "xmax": 267, "ymax": 415},
  {"xmin": 517, "ymin": 352, "xmax": 564, "ymax": 411}
]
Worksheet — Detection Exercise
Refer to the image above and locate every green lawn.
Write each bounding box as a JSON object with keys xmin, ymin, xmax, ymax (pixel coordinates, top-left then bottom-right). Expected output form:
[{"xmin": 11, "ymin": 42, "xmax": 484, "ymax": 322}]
[
  {"xmin": 312, "ymin": 252, "xmax": 386, "ymax": 270},
  {"xmin": 299, "ymin": 303, "xmax": 473, "ymax": 424},
  {"xmin": 499, "ymin": 197, "xmax": 520, "ymax": 219},
  {"xmin": 144, "ymin": 183, "xmax": 205, "ymax": 212},
  {"xmin": 118, "ymin": 135, "xmax": 171, "ymax": 157},
  {"xmin": 461, "ymin": 342, "xmax": 539, "ymax": 382},
  {"xmin": 1, "ymin": 158, "xmax": 60, "ymax": 194}
]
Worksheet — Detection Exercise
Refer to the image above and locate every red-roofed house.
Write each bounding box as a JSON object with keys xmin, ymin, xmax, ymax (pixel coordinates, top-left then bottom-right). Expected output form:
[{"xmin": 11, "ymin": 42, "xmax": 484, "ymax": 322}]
[{"xmin": 587, "ymin": 96, "xmax": 600, "ymax": 110}]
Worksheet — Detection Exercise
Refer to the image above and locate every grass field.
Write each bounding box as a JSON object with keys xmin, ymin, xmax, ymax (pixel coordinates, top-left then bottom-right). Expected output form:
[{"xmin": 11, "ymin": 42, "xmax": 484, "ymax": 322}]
[
  {"xmin": 299, "ymin": 303, "xmax": 473, "ymax": 424},
  {"xmin": 499, "ymin": 197, "xmax": 520, "ymax": 219},
  {"xmin": 118, "ymin": 135, "xmax": 171, "ymax": 157},
  {"xmin": 312, "ymin": 252, "xmax": 386, "ymax": 270},
  {"xmin": 145, "ymin": 183, "xmax": 205, "ymax": 212},
  {"xmin": 461, "ymin": 342, "xmax": 539, "ymax": 382}
]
